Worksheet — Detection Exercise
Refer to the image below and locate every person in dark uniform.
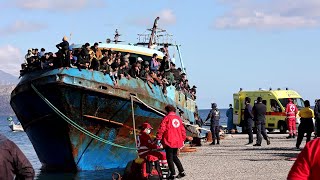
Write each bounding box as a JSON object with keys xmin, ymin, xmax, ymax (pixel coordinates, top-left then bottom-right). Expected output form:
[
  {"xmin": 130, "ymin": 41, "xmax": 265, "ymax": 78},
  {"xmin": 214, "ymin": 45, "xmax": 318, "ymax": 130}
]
[
  {"xmin": 296, "ymin": 100, "xmax": 314, "ymax": 149},
  {"xmin": 314, "ymin": 99, "xmax": 320, "ymax": 138},
  {"xmin": 0, "ymin": 133, "xmax": 35, "ymax": 179},
  {"xmin": 205, "ymin": 103, "xmax": 220, "ymax": 145},
  {"xmin": 244, "ymin": 97, "xmax": 254, "ymax": 145},
  {"xmin": 252, "ymin": 97, "xmax": 270, "ymax": 146}
]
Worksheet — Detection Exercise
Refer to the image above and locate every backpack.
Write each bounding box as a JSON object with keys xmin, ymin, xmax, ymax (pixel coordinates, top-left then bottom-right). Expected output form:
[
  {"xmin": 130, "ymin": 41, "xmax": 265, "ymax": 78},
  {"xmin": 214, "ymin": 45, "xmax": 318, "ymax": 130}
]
[{"xmin": 142, "ymin": 155, "xmax": 162, "ymax": 180}]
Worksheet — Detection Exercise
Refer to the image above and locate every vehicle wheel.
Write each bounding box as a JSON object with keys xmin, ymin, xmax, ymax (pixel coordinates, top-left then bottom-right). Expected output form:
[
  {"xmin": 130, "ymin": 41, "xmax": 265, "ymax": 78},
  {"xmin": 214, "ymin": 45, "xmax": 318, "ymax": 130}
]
[
  {"xmin": 267, "ymin": 128, "xmax": 274, "ymax": 133},
  {"xmin": 279, "ymin": 122, "xmax": 287, "ymax": 134}
]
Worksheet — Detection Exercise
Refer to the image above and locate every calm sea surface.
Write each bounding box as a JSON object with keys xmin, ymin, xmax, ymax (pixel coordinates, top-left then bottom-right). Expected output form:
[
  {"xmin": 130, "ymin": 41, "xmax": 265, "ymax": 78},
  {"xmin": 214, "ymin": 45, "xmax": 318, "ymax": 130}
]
[{"xmin": 0, "ymin": 109, "xmax": 227, "ymax": 179}]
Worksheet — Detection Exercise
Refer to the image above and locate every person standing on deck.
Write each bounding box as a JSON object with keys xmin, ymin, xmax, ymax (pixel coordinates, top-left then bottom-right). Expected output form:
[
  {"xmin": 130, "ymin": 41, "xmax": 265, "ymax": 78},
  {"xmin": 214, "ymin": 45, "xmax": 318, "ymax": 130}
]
[
  {"xmin": 156, "ymin": 105, "xmax": 186, "ymax": 179},
  {"xmin": 252, "ymin": 97, "xmax": 271, "ymax": 146},
  {"xmin": 286, "ymin": 98, "xmax": 298, "ymax": 139},
  {"xmin": 205, "ymin": 103, "xmax": 220, "ymax": 145},
  {"xmin": 296, "ymin": 100, "xmax": 314, "ymax": 149},
  {"xmin": 244, "ymin": 97, "xmax": 254, "ymax": 145},
  {"xmin": 56, "ymin": 36, "xmax": 70, "ymax": 69},
  {"xmin": 0, "ymin": 133, "xmax": 35, "ymax": 180}
]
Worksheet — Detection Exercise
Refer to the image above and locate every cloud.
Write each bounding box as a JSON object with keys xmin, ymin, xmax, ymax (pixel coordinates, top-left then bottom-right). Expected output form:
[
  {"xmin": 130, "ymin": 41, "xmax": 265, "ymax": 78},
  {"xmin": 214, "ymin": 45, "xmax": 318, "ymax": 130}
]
[
  {"xmin": 0, "ymin": 20, "xmax": 46, "ymax": 36},
  {"xmin": 14, "ymin": 0, "xmax": 106, "ymax": 11},
  {"xmin": 214, "ymin": 0, "xmax": 320, "ymax": 29},
  {"xmin": 156, "ymin": 9, "xmax": 176, "ymax": 25},
  {"xmin": 129, "ymin": 9, "xmax": 177, "ymax": 27},
  {"xmin": 0, "ymin": 45, "xmax": 23, "ymax": 76}
]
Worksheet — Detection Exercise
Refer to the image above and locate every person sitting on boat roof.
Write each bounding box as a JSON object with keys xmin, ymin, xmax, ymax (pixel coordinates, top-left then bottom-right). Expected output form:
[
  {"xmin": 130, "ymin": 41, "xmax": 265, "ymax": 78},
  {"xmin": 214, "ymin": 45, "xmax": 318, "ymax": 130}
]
[
  {"xmin": 34, "ymin": 48, "xmax": 39, "ymax": 57},
  {"xmin": 90, "ymin": 42, "xmax": 102, "ymax": 60},
  {"xmin": 163, "ymin": 43, "xmax": 170, "ymax": 58},
  {"xmin": 118, "ymin": 61, "xmax": 130, "ymax": 79},
  {"xmin": 110, "ymin": 62, "xmax": 119, "ymax": 86},
  {"xmin": 24, "ymin": 49, "xmax": 33, "ymax": 64},
  {"xmin": 159, "ymin": 56, "xmax": 170, "ymax": 74},
  {"xmin": 40, "ymin": 53, "xmax": 54, "ymax": 70},
  {"xmin": 89, "ymin": 50, "xmax": 99, "ymax": 71},
  {"xmin": 38, "ymin": 48, "xmax": 46, "ymax": 58},
  {"xmin": 77, "ymin": 43, "xmax": 91, "ymax": 70},
  {"xmin": 100, "ymin": 57, "xmax": 110, "ymax": 75},
  {"xmin": 171, "ymin": 64, "xmax": 181, "ymax": 83},
  {"xmin": 140, "ymin": 61, "xmax": 150, "ymax": 80},
  {"xmin": 190, "ymin": 85, "xmax": 197, "ymax": 100},
  {"xmin": 56, "ymin": 36, "xmax": 71, "ymax": 69},
  {"xmin": 128, "ymin": 63, "xmax": 141, "ymax": 79},
  {"xmin": 150, "ymin": 53, "xmax": 160, "ymax": 73},
  {"xmin": 136, "ymin": 122, "xmax": 166, "ymax": 164}
]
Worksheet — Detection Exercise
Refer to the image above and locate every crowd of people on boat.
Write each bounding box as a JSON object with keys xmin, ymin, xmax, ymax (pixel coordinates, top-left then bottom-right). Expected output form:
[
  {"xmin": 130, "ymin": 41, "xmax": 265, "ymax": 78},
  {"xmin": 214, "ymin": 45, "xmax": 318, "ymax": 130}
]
[{"xmin": 21, "ymin": 36, "xmax": 197, "ymax": 100}]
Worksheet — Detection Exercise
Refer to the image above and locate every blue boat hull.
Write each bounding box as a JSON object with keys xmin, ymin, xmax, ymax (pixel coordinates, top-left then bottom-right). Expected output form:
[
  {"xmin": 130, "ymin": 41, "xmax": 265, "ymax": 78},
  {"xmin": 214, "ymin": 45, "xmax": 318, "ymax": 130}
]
[{"xmin": 10, "ymin": 68, "xmax": 197, "ymax": 171}]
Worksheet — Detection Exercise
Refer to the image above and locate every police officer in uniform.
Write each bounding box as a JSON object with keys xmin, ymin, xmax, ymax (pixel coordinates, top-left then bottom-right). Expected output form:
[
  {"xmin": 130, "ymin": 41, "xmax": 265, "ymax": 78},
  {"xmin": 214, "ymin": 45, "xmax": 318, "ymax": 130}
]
[
  {"xmin": 205, "ymin": 103, "xmax": 220, "ymax": 145},
  {"xmin": 252, "ymin": 97, "xmax": 271, "ymax": 146},
  {"xmin": 244, "ymin": 97, "xmax": 254, "ymax": 145}
]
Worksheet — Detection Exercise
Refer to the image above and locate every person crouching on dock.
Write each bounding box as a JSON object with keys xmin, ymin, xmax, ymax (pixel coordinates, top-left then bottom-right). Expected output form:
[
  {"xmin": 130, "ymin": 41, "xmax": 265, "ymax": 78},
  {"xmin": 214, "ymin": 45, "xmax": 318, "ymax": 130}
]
[{"xmin": 136, "ymin": 122, "xmax": 167, "ymax": 166}]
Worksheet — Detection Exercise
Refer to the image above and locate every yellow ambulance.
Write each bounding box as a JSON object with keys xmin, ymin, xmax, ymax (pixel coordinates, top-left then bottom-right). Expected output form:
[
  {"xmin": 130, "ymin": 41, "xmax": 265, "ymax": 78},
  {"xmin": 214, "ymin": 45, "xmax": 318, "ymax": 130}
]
[{"xmin": 233, "ymin": 88, "xmax": 304, "ymax": 133}]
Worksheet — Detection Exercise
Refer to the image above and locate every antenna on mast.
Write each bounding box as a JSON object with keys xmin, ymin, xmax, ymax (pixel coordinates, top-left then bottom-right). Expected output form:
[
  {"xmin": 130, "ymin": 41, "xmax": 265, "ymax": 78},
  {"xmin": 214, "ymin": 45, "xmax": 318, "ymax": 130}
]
[{"xmin": 148, "ymin": 17, "xmax": 160, "ymax": 48}]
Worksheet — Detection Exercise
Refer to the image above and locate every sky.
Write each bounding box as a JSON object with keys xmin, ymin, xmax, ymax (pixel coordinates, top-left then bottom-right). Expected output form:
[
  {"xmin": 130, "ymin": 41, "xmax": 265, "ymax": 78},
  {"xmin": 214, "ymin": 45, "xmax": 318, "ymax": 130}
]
[{"xmin": 0, "ymin": 0, "xmax": 320, "ymax": 109}]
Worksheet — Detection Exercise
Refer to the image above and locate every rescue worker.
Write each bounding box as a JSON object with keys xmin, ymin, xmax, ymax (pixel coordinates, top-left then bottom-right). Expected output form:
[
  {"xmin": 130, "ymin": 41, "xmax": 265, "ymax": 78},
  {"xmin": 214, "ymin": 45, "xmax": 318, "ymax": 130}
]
[
  {"xmin": 136, "ymin": 122, "xmax": 166, "ymax": 164},
  {"xmin": 288, "ymin": 138, "xmax": 320, "ymax": 179},
  {"xmin": 314, "ymin": 99, "xmax": 320, "ymax": 138},
  {"xmin": 296, "ymin": 100, "xmax": 314, "ymax": 149},
  {"xmin": 156, "ymin": 104, "xmax": 186, "ymax": 179},
  {"xmin": 226, "ymin": 104, "xmax": 234, "ymax": 133},
  {"xmin": 252, "ymin": 97, "xmax": 271, "ymax": 146},
  {"xmin": 205, "ymin": 103, "xmax": 220, "ymax": 145},
  {"xmin": 286, "ymin": 98, "xmax": 298, "ymax": 139},
  {"xmin": 244, "ymin": 97, "xmax": 254, "ymax": 145},
  {"xmin": 0, "ymin": 133, "xmax": 35, "ymax": 179}
]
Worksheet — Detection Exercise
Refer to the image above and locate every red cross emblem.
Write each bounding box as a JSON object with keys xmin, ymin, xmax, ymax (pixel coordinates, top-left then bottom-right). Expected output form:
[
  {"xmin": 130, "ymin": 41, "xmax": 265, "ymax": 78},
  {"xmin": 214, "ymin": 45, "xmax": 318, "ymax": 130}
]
[
  {"xmin": 290, "ymin": 105, "xmax": 295, "ymax": 112},
  {"xmin": 172, "ymin": 119, "xmax": 180, "ymax": 128}
]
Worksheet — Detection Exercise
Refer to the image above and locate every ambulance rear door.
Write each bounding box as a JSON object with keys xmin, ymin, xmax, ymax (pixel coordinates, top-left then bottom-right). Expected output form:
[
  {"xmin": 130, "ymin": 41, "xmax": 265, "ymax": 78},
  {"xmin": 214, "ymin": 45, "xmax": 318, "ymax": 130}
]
[{"xmin": 233, "ymin": 93, "xmax": 241, "ymax": 125}]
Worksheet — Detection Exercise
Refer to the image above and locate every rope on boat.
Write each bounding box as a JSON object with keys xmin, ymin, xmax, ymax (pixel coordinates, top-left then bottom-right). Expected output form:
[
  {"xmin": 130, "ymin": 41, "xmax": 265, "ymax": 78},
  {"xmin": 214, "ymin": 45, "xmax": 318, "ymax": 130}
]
[
  {"xmin": 130, "ymin": 95, "xmax": 138, "ymax": 152},
  {"xmin": 31, "ymin": 84, "xmax": 137, "ymax": 150},
  {"xmin": 131, "ymin": 95, "xmax": 210, "ymax": 132}
]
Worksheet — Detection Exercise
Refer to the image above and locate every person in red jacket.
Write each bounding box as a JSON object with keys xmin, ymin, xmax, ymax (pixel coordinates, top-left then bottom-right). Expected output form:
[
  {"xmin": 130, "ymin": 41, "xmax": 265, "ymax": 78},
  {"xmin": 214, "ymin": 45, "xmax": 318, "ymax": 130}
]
[
  {"xmin": 136, "ymin": 122, "xmax": 166, "ymax": 163},
  {"xmin": 156, "ymin": 104, "xmax": 186, "ymax": 179},
  {"xmin": 286, "ymin": 99, "xmax": 298, "ymax": 139},
  {"xmin": 287, "ymin": 138, "xmax": 320, "ymax": 179}
]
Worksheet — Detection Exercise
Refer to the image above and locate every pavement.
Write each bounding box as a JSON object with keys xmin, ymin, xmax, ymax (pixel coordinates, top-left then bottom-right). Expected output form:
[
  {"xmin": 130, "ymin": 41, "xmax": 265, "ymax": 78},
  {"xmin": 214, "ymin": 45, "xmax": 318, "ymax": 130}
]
[{"xmin": 179, "ymin": 134, "xmax": 306, "ymax": 180}]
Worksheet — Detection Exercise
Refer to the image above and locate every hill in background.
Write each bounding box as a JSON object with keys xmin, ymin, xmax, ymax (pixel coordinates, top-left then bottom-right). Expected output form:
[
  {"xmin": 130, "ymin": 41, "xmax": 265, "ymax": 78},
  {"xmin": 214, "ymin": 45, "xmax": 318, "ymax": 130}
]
[{"xmin": 0, "ymin": 70, "xmax": 18, "ymax": 115}]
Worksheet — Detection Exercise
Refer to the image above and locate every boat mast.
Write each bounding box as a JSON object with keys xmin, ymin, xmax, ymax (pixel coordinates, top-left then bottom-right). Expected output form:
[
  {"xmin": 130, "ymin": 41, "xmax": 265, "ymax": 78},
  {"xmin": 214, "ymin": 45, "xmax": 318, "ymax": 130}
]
[
  {"xmin": 148, "ymin": 17, "xmax": 160, "ymax": 48},
  {"xmin": 176, "ymin": 45, "xmax": 186, "ymax": 73}
]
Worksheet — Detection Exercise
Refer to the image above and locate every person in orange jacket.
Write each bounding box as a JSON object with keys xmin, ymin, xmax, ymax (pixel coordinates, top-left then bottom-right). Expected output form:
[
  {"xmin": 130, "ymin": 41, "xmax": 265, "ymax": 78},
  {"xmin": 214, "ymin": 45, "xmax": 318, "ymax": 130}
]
[
  {"xmin": 288, "ymin": 138, "xmax": 320, "ymax": 179},
  {"xmin": 156, "ymin": 104, "xmax": 186, "ymax": 179}
]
